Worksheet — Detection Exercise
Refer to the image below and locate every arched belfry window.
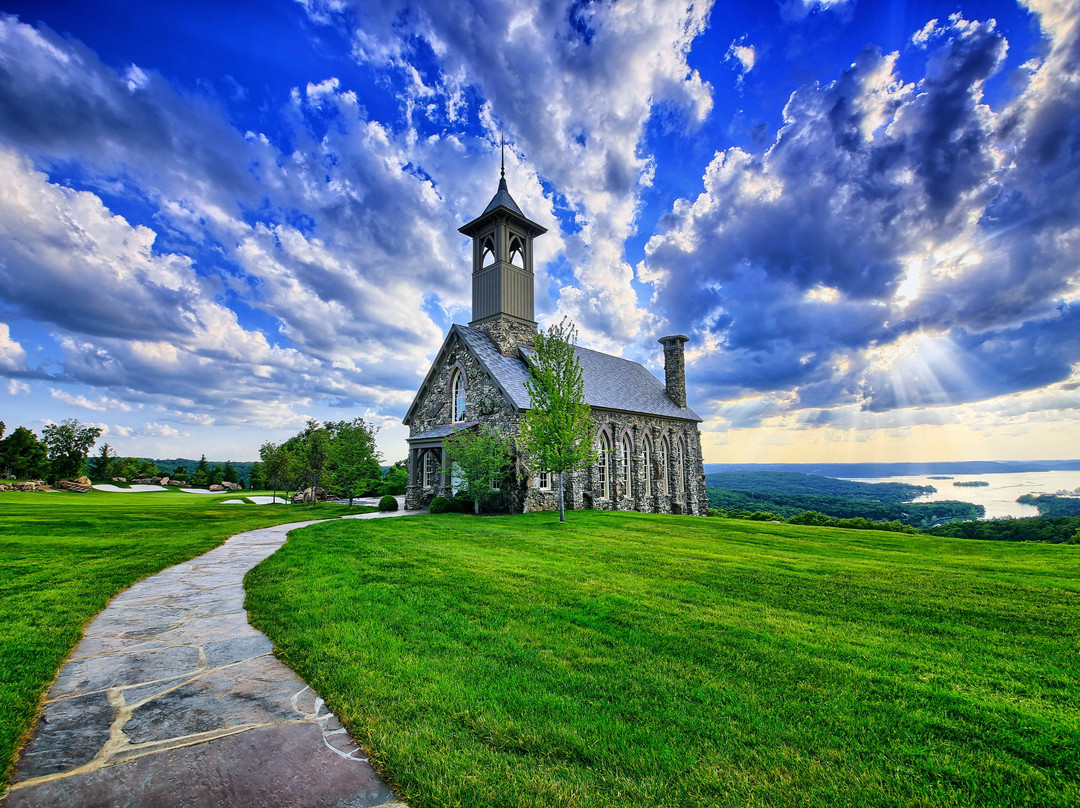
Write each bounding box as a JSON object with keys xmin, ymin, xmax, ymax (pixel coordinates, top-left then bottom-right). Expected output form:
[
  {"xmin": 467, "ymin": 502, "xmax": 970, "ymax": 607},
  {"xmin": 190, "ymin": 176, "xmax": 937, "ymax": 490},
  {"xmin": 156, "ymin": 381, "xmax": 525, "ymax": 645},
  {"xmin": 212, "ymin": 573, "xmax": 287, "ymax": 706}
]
[
  {"xmin": 509, "ymin": 235, "xmax": 525, "ymax": 268},
  {"xmin": 481, "ymin": 235, "xmax": 496, "ymax": 268},
  {"xmin": 451, "ymin": 368, "xmax": 466, "ymax": 422}
]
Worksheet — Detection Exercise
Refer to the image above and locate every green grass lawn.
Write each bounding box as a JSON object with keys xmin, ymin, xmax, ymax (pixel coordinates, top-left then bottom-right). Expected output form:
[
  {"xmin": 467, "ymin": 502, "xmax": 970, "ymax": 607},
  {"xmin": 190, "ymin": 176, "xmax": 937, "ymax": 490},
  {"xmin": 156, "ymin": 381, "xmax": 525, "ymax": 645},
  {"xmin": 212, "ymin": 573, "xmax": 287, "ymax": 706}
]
[
  {"xmin": 245, "ymin": 511, "xmax": 1080, "ymax": 808},
  {"xmin": 0, "ymin": 489, "xmax": 367, "ymax": 788}
]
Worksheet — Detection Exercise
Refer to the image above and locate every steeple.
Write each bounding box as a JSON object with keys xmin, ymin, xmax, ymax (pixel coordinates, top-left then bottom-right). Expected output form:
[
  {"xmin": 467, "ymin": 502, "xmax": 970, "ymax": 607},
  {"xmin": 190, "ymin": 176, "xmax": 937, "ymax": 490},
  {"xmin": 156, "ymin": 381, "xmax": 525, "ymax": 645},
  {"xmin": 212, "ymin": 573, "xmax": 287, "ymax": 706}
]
[{"xmin": 458, "ymin": 155, "xmax": 547, "ymax": 354}]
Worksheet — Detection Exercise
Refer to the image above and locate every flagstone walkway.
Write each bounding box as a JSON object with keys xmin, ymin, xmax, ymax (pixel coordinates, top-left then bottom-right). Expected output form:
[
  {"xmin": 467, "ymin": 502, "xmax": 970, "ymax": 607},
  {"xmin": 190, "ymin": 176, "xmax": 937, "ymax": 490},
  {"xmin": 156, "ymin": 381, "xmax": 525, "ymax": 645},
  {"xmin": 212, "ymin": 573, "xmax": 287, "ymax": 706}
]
[{"xmin": 4, "ymin": 504, "xmax": 424, "ymax": 808}]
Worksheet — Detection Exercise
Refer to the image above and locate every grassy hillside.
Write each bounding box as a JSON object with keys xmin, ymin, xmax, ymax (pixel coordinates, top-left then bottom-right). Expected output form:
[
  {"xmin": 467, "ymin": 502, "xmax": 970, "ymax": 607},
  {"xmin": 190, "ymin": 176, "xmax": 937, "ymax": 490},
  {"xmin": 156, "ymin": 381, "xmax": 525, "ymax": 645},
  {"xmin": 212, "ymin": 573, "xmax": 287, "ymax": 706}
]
[
  {"xmin": 0, "ymin": 491, "xmax": 363, "ymax": 788},
  {"xmin": 246, "ymin": 511, "xmax": 1080, "ymax": 808}
]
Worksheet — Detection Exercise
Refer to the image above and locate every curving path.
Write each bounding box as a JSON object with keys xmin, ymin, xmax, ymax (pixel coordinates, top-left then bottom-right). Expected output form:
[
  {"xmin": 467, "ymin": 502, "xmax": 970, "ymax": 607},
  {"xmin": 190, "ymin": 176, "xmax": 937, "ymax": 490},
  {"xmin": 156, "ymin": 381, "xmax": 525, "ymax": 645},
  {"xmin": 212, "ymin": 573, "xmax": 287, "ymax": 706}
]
[{"xmin": 4, "ymin": 505, "xmax": 424, "ymax": 808}]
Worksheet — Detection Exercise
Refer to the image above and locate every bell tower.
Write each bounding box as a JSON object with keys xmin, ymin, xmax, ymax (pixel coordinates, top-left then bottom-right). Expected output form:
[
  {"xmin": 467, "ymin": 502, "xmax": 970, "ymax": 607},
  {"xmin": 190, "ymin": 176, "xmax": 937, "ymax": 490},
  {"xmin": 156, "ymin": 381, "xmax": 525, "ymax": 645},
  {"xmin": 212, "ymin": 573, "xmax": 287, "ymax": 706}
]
[{"xmin": 458, "ymin": 146, "xmax": 547, "ymax": 354}]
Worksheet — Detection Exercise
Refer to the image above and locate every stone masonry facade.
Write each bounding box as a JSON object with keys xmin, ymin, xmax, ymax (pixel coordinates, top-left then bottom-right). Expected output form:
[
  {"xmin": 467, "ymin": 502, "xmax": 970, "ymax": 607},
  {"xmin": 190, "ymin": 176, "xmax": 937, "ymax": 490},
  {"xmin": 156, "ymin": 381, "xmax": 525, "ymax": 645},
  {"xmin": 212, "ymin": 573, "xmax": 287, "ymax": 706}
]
[{"xmin": 404, "ymin": 331, "xmax": 708, "ymax": 516}]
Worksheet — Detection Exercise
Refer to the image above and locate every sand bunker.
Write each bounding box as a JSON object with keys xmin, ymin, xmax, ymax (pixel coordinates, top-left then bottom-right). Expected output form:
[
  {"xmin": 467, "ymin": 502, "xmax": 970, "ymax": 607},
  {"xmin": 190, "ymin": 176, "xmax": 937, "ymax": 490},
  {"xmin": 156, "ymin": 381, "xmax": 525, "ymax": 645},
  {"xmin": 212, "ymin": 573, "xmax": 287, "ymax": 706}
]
[{"xmin": 92, "ymin": 484, "xmax": 169, "ymax": 493}]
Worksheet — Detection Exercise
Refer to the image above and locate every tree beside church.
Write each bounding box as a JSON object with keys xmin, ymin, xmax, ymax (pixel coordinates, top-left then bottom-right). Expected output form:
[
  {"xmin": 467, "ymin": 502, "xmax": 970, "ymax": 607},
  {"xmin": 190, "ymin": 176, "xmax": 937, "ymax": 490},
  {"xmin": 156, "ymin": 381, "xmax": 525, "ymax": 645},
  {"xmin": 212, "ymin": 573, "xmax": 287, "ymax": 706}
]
[{"xmin": 403, "ymin": 165, "xmax": 707, "ymax": 515}]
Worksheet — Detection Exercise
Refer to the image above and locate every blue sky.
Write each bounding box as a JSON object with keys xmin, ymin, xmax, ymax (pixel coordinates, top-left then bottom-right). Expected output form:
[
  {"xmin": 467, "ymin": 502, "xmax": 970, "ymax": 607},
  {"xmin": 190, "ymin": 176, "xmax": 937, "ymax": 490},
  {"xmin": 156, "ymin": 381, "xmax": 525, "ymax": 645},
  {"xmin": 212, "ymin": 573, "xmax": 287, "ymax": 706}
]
[{"xmin": 1, "ymin": 0, "xmax": 1077, "ymax": 464}]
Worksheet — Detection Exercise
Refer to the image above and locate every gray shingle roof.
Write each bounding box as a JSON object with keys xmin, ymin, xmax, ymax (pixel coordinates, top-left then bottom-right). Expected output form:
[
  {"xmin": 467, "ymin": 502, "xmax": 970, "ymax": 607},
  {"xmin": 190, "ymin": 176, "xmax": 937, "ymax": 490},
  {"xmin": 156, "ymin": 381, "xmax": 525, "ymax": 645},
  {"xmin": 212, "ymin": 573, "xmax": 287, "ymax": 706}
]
[
  {"xmin": 409, "ymin": 421, "xmax": 479, "ymax": 442},
  {"xmin": 456, "ymin": 325, "xmax": 701, "ymax": 422},
  {"xmin": 482, "ymin": 178, "xmax": 525, "ymax": 217}
]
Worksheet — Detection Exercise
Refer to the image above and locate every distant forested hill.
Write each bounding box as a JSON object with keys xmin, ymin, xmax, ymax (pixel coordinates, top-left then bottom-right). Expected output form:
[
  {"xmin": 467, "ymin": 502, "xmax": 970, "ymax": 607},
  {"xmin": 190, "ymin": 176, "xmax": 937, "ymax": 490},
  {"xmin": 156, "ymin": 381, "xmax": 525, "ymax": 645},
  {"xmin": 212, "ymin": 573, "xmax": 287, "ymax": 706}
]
[
  {"xmin": 704, "ymin": 471, "xmax": 933, "ymax": 501},
  {"xmin": 1017, "ymin": 495, "xmax": 1080, "ymax": 518},
  {"xmin": 703, "ymin": 460, "xmax": 1080, "ymax": 477},
  {"xmin": 147, "ymin": 458, "xmax": 255, "ymax": 481},
  {"xmin": 705, "ymin": 471, "xmax": 983, "ymax": 527}
]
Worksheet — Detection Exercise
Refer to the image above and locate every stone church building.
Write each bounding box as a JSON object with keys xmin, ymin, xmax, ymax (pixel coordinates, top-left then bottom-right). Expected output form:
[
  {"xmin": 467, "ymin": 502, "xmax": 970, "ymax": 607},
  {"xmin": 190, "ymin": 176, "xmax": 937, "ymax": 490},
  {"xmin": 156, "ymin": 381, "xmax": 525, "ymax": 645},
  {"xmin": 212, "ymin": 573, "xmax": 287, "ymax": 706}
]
[{"xmin": 403, "ymin": 170, "xmax": 708, "ymax": 515}]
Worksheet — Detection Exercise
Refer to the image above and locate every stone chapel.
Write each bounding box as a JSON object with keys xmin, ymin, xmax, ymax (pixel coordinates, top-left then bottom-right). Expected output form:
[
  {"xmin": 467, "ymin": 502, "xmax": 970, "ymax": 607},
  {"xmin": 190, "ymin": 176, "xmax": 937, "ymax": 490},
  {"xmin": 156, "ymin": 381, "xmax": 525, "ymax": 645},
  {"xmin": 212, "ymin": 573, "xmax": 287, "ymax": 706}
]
[{"xmin": 403, "ymin": 167, "xmax": 708, "ymax": 515}]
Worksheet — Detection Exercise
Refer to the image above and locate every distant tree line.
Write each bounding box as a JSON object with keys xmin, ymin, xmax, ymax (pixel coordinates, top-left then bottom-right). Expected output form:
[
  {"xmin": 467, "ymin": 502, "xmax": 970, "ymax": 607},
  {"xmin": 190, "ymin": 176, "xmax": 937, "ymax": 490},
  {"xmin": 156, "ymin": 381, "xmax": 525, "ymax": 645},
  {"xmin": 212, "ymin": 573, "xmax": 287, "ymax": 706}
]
[
  {"xmin": 927, "ymin": 516, "xmax": 1080, "ymax": 544},
  {"xmin": 1016, "ymin": 494, "xmax": 1080, "ymax": 518},
  {"xmin": 257, "ymin": 418, "xmax": 406, "ymax": 505},
  {"xmin": 706, "ymin": 488, "xmax": 984, "ymax": 527}
]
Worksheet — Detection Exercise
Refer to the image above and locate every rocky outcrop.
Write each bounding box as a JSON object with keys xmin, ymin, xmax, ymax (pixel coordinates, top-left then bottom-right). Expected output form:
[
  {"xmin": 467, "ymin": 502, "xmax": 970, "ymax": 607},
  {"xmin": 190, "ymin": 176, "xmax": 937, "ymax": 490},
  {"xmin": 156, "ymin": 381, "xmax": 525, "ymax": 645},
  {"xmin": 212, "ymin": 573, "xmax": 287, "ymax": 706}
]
[
  {"xmin": 291, "ymin": 487, "xmax": 327, "ymax": 504},
  {"xmin": 0, "ymin": 480, "xmax": 51, "ymax": 492},
  {"xmin": 57, "ymin": 479, "xmax": 92, "ymax": 493}
]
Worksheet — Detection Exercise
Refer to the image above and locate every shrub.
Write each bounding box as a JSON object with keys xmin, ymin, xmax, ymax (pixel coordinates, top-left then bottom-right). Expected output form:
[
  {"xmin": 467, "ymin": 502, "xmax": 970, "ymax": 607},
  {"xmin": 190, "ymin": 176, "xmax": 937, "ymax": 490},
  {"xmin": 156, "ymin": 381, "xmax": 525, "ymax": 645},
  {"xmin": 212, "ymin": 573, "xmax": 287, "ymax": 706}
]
[
  {"xmin": 378, "ymin": 495, "xmax": 399, "ymax": 512},
  {"xmin": 428, "ymin": 496, "xmax": 450, "ymax": 514},
  {"xmin": 450, "ymin": 492, "xmax": 476, "ymax": 513}
]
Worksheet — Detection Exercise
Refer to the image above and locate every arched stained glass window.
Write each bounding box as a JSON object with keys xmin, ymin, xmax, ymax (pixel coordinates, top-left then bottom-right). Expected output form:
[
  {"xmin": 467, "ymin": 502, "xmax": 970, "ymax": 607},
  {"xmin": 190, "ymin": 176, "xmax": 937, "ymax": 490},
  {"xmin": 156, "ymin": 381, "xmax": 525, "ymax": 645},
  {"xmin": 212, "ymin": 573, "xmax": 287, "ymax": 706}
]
[
  {"xmin": 659, "ymin": 436, "xmax": 669, "ymax": 496},
  {"xmin": 597, "ymin": 431, "xmax": 612, "ymax": 499},
  {"xmin": 451, "ymin": 368, "xmax": 466, "ymax": 421},
  {"xmin": 642, "ymin": 435, "xmax": 653, "ymax": 497},
  {"xmin": 621, "ymin": 434, "xmax": 633, "ymax": 498}
]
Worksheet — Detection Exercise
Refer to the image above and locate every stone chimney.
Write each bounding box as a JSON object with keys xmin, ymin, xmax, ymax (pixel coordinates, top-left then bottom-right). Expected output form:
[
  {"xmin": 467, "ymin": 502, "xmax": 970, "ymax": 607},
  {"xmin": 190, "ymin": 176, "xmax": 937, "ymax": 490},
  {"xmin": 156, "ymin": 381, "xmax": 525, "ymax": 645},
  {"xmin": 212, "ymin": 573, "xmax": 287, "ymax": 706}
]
[{"xmin": 658, "ymin": 334, "xmax": 689, "ymax": 408}]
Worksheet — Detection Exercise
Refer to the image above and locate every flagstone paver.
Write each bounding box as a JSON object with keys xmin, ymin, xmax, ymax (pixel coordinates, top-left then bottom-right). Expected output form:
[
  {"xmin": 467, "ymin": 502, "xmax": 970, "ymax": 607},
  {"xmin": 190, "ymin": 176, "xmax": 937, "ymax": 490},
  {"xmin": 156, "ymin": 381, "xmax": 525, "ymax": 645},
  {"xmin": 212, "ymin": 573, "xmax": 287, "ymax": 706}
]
[{"xmin": 3, "ymin": 504, "xmax": 423, "ymax": 808}]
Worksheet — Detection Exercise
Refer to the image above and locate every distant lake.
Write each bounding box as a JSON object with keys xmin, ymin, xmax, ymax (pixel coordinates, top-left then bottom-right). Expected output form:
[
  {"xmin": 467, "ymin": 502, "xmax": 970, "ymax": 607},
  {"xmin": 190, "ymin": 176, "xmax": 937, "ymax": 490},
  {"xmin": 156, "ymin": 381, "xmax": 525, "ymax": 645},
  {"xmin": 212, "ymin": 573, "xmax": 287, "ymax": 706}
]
[{"xmin": 840, "ymin": 471, "xmax": 1080, "ymax": 519}]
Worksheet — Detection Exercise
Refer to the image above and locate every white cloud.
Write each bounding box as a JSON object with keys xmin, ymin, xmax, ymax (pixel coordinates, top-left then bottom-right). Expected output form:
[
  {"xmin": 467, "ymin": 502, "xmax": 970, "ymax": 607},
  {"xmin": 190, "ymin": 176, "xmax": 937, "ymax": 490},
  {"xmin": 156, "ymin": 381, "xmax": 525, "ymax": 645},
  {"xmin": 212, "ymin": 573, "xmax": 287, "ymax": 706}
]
[
  {"xmin": 726, "ymin": 40, "xmax": 757, "ymax": 79},
  {"xmin": 643, "ymin": 10, "xmax": 1080, "ymax": 427},
  {"xmin": 49, "ymin": 388, "xmax": 133, "ymax": 412},
  {"xmin": 0, "ymin": 322, "xmax": 27, "ymax": 371},
  {"xmin": 300, "ymin": 0, "xmax": 715, "ymax": 350},
  {"xmin": 7, "ymin": 379, "xmax": 30, "ymax": 395}
]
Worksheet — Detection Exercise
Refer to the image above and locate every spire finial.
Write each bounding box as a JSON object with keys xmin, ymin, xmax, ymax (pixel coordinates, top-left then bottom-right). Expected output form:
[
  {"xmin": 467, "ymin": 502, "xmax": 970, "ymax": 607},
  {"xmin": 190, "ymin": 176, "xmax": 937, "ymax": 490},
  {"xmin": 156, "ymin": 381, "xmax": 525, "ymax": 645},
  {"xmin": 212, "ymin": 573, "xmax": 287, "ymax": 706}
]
[{"xmin": 500, "ymin": 129, "xmax": 505, "ymax": 179}]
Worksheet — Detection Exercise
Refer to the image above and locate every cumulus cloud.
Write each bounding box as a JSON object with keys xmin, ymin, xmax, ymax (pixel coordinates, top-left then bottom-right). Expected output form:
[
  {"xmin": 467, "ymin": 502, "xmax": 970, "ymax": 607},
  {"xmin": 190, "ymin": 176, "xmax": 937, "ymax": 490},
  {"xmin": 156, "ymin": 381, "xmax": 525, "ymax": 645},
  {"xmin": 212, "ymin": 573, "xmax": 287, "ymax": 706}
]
[
  {"xmin": 0, "ymin": 322, "xmax": 27, "ymax": 371},
  {"xmin": 299, "ymin": 0, "xmax": 715, "ymax": 350},
  {"xmin": 642, "ymin": 10, "xmax": 1080, "ymax": 426},
  {"xmin": 726, "ymin": 39, "xmax": 757, "ymax": 81},
  {"xmin": 49, "ymin": 388, "xmax": 133, "ymax": 413}
]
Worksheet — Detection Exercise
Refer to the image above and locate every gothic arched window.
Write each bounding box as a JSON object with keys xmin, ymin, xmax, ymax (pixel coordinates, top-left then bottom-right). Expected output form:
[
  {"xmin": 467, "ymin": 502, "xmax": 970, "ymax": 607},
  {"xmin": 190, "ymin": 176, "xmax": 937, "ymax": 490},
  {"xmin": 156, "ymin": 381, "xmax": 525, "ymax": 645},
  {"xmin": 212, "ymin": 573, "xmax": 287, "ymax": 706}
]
[
  {"xmin": 642, "ymin": 435, "xmax": 653, "ymax": 497},
  {"xmin": 677, "ymin": 437, "xmax": 686, "ymax": 494},
  {"xmin": 509, "ymin": 235, "xmax": 525, "ymax": 268},
  {"xmin": 659, "ymin": 435, "xmax": 669, "ymax": 496},
  {"xmin": 481, "ymin": 235, "xmax": 496, "ymax": 268},
  {"xmin": 597, "ymin": 430, "xmax": 613, "ymax": 499},
  {"xmin": 621, "ymin": 434, "xmax": 633, "ymax": 498},
  {"xmin": 451, "ymin": 368, "xmax": 466, "ymax": 422}
]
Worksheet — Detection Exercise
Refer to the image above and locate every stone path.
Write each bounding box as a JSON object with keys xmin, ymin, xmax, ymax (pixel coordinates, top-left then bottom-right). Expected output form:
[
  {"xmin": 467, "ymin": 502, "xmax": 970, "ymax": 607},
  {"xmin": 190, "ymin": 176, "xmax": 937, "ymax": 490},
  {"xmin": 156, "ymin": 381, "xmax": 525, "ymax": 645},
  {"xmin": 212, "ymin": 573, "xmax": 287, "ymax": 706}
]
[{"xmin": 4, "ymin": 505, "xmax": 424, "ymax": 808}]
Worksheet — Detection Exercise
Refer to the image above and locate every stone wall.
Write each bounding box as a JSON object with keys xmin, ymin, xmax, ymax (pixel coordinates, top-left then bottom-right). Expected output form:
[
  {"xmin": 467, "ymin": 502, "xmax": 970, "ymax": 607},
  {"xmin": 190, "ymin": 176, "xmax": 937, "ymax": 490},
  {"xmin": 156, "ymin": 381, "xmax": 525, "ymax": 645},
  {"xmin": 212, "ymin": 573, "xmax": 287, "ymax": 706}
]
[
  {"xmin": 405, "ymin": 333, "xmax": 708, "ymax": 517},
  {"xmin": 404, "ymin": 333, "xmax": 524, "ymax": 509},
  {"xmin": 519, "ymin": 409, "xmax": 707, "ymax": 516}
]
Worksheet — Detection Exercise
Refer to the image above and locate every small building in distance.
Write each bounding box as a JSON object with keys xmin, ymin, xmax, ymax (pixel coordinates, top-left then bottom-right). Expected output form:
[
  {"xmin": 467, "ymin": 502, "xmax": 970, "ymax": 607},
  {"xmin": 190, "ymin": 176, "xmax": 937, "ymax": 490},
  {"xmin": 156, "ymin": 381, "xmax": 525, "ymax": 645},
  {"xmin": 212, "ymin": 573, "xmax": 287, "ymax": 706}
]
[{"xmin": 403, "ymin": 169, "xmax": 707, "ymax": 515}]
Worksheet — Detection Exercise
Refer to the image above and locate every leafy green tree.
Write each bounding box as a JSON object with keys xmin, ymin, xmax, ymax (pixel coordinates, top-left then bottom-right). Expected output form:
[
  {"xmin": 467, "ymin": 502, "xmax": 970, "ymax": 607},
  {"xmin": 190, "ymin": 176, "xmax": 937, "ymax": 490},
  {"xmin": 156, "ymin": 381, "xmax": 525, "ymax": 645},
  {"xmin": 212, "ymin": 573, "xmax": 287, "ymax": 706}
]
[
  {"xmin": 441, "ymin": 426, "xmax": 513, "ymax": 514},
  {"xmin": 294, "ymin": 420, "xmax": 331, "ymax": 504},
  {"xmin": 260, "ymin": 441, "xmax": 292, "ymax": 502},
  {"xmin": 222, "ymin": 460, "xmax": 239, "ymax": 484},
  {"xmin": 88, "ymin": 443, "xmax": 116, "ymax": 480},
  {"xmin": 191, "ymin": 454, "xmax": 210, "ymax": 487},
  {"xmin": 41, "ymin": 418, "xmax": 102, "ymax": 481},
  {"xmin": 209, "ymin": 464, "xmax": 225, "ymax": 485},
  {"xmin": 377, "ymin": 460, "xmax": 409, "ymax": 496},
  {"xmin": 172, "ymin": 464, "xmax": 189, "ymax": 481},
  {"xmin": 247, "ymin": 461, "xmax": 265, "ymax": 491},
  {"xmin": 0, "ymin": 426, "xmax": 50, "ymax": 480},
  {"xmin": 519, "ymin": 319, "xmax": 597, "ymax": 522},
  {"xmin": 137, "ymin": 459, "xmax": 160, "ymax": 477},
  {"xmin": 327, "ymin": 418, "xmax": 382, "ymax": 506}
]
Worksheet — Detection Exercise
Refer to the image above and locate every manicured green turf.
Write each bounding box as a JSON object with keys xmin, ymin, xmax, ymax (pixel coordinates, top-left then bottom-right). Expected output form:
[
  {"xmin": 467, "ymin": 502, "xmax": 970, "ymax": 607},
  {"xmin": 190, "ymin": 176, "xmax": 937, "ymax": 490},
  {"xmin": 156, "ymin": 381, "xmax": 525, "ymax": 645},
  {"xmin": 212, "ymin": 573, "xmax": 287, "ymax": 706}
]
[
  {"xmin": 246, "ymin": 511, "xmax": 1080, "ymax": 808},
  {"xmin": 0, "ymin": 489, "xmax": 368, "ymax": 788}
]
